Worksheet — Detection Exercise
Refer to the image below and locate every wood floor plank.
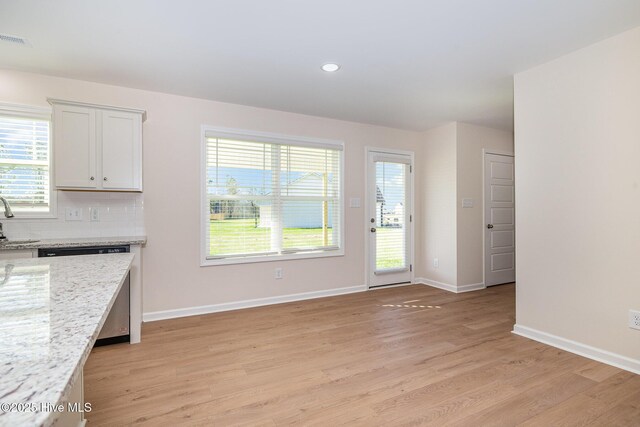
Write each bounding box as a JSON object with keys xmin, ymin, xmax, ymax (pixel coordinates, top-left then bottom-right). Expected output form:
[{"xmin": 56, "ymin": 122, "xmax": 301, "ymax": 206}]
[{"xmin": 83, "ymin": 283, "xmax": 639, "ymax": 426}]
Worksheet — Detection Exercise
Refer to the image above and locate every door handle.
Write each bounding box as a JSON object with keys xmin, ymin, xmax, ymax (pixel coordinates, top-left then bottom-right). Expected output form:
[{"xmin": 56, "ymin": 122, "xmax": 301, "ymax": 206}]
[
  {"xmin": 487, "ymin": 224, "xmax": 494, "ymax": 229},
  {"xmin": 370, "ymin": 227, "xmax": 377, "ymax": 233}
]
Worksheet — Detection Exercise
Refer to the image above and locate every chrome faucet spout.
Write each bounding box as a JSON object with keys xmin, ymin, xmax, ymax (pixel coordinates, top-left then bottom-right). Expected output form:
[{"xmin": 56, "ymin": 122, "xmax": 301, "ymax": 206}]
[{"xmin": 0, "ymin": 197, "xmax": 14, "ymax": 218}]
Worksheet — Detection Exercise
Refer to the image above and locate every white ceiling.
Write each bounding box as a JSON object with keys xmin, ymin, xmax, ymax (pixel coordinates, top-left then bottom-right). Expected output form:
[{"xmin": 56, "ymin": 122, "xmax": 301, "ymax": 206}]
[{"xmin": 1, "ymin": 1, "xmax": 640, "ymax": 131}]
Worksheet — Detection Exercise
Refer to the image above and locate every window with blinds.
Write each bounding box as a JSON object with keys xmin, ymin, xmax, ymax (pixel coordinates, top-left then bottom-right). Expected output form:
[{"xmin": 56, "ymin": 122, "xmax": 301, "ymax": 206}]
[
  {"xmin": 0, "ymin": 106, "xmax": 53, "ymax": 215},
  {"xmin": 202, "ymin": 129, "xmax": 343, "ymax": 264}
]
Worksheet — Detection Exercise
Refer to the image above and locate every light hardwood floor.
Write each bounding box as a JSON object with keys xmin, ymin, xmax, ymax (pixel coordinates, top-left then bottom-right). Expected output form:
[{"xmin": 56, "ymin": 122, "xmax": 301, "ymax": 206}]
[{"xmin": 84, "ymin": 284, "xmax": 640, "ymax": 426}]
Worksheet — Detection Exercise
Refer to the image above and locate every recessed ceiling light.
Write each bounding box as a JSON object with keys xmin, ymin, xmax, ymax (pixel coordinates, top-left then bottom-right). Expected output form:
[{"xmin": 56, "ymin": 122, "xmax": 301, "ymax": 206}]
[{"xmin": 321, "ymin": 63, "xmax": 340, "ymax": 72}]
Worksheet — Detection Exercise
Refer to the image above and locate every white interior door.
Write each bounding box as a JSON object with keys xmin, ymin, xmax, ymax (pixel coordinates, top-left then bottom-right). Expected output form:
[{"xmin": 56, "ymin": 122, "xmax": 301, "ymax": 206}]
[
  {"xmin": 368, "ymin": 150, "xmax": 412, "ymax": 288},
  {"xmin": 484, "ymin": 153, "xmax": 515, "ymax": 286}
]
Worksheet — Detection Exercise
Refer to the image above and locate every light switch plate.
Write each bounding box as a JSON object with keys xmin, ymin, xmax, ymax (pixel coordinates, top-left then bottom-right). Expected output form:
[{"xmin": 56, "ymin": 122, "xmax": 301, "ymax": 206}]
[
  {"xmin": 462, "ymin": 198, "xmax": 474, "ymax": 208},
  {"xmin": 349, "ymin": 197, "xmax": 361, "ymax": 208},
  {"xmin": 90, "ymin": 207, "xmax": 100, "ymax": 222}
]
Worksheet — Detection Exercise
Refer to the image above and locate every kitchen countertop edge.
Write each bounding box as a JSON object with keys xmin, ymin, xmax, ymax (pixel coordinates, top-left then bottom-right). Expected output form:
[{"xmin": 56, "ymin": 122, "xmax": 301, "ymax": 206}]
[{"xmin": 0, "ymin": 236, "xmax": 147, "ymax": 250}]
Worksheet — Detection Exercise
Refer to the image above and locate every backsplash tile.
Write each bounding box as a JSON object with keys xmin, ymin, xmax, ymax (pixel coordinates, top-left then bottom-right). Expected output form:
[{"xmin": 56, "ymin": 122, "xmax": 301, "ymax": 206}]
[{"xmin": 2, "ymin": 191, "xmax": 144, "ymax": 240}]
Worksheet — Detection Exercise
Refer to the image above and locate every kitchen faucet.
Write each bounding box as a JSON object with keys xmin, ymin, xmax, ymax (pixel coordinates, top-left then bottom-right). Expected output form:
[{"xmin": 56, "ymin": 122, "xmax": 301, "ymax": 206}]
[{"xmin": 0, "ymin": 196, "xmax": 14, "ymax": 240}]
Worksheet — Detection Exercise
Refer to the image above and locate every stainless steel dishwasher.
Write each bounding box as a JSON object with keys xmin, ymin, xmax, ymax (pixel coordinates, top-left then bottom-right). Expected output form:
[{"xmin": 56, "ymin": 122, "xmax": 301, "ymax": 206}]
[{"xmin": 38, "ymin": 245, "xmax": 130, "ymax": 346}]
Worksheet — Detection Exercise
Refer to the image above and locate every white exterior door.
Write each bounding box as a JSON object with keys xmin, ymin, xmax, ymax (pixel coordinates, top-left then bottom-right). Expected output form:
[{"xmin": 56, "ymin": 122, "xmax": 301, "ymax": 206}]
[
  {"xmin": 368, "ymin": 150, "xmax": 413, "ymax": 288},
  {"xmin": 484, "ymin": 153, "xmax": 515, "ymax": 286}
]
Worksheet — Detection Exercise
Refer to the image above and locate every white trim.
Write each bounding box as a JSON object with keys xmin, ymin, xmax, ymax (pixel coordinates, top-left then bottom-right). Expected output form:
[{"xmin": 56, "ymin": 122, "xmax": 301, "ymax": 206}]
[
  {"xmin": 482, "ymin": 148, "xmax": 514, "ymax": 157},
  {"xmin": 369, "ymin": 282, "xmax": 414, "ymax": 290},
  {"xmin": 414, "ymin": 277, "xmax": 486, "ymax": 293},
  {"xmin": 512, "ymin": 324, "xmax": 640, "ymax": 375},
  {"xmin": 203, "ymin": 125, "xmax": 344, "ymax": 150},
  {"xmin": 143, "ymin": 285, "xmax": 367, "ymax": 322},
  {"xmin": 129, "ymin": 245, "xmax": 143, "ymax": 344},
  {"xmin": 456, "ymin": 282, "xmax": 486, "ymax": 292},
  {"xmin": 202, "ymin": 249, "xmax": 344, "ymax": 266},
  {"xmin": 364, "ymin": 146, "xmax": 415, "ymax": 289},
  {"xmin": 0, "ymin": 102, "xmax": 51, "ymax": 120},
  {"xmin": 47, "ymin": 98, "xmax": 147, "ymax": 122},
  {"xmin": 414, "ymin": 277, "xmax": 456, "ymax": 292}
]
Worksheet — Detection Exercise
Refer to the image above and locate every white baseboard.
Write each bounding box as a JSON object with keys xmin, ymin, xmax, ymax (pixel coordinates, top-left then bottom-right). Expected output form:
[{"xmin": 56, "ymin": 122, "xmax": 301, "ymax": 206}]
[
  {"xmin": 369, "ymin": 282, "xmax": 415, "ymax": 290},
  {"xmin": 143, "ymin": 285, "xmax": 367, "ymax": 322},
  {"xmin": 414, "ymin": 277, "xmax": 485, "ymax": 294},
  {"xmin": 513, "ymin": 324, "xmax": 640, "ymax": 375},
  {"xmin": 457, "ymin": 282, "xmax": 486, "ymax": 292}
]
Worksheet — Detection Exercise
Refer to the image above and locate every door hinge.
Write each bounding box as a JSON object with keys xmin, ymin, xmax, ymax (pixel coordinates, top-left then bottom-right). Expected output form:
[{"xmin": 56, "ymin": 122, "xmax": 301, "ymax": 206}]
[
  {"xmin": 410, "ymin": 215, "xmax": 412, "ymax": 222},
  {"xmin": 410, "ymin": 165, "xmax": 413, "ymax": 173},
  {"xmin": 410, "ymin": 264, "xmax": 413, "ymax": 272}
]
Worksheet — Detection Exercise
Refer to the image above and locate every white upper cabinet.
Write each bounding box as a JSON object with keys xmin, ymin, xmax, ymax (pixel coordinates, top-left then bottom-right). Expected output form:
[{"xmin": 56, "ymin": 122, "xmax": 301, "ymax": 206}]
[
  {"xmin": 101, "ymin": 110, "xmax": 142, "ymax": 190},
  {"xmin": 53, "ymin": 104, "xmax": 98, "ymax": 189},
  {"xmin": 50, "ymin": 99, "xmax": 145, "ymax": 192}
]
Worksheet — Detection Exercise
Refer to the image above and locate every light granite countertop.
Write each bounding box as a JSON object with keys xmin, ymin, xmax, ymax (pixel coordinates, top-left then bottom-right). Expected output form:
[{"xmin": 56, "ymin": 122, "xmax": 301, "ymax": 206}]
[
  {"xmin": 0, "ymin": 235, "xmax": 147, "ymax": 250},
  {"xmin": 0, "ymin": 253, "xmax": 134, "ymax": 427}
]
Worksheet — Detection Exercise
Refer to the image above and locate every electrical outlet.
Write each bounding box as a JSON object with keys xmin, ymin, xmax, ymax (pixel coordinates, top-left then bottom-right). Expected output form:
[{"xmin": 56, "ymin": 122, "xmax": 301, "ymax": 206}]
[
  {"xmin": 65, "ymin": 207, "xmax": 83, "ymax": 221},
  {"xmin": 433, "ymin": 258, "xmax": 439, "ymax": 268},
  {"xmin": 629, "ymin": 310, "xmax": 640, "ymax": 330},
  {"xmin": 90, "ymin": 207, "xmax": 100, "ymax": 222},
  {"xmin": 274, "ymin": 268, "xmax": 283, "ymax": 279}
]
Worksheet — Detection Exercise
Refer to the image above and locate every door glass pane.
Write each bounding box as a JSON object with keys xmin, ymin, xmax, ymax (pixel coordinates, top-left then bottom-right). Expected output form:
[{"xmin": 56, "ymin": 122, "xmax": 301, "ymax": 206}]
[{"xmin": 375, "ymin": 162, "xmax": 407, "ymax": 270}]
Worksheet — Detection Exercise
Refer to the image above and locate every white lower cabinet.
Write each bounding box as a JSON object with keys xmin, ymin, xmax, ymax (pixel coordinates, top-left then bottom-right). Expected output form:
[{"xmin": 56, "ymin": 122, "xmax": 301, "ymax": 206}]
[{"xmin": 53, "ymin": 368, "xmax": 86, "ymax": 427}]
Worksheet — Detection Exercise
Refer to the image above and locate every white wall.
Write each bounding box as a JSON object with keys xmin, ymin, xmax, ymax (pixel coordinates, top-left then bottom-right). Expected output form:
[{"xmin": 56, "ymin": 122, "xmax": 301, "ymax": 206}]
[
  {"xmin": 0, "ymin": 69, "xmax": 421, "ymax": 317},
  {"xmin": 416, "ymin": 123, "xmax": 457, "ymax": 285},
  {"xmin": 2, "ymin": 191, "xmax": 144, "ymax": 239},
  {"xmin": 514, "ymin": 26, "xmax": 640, "ymax": 362},
  {"xmin": 456, "ymin": 122, "xmax": 513, "ymax": 286}
]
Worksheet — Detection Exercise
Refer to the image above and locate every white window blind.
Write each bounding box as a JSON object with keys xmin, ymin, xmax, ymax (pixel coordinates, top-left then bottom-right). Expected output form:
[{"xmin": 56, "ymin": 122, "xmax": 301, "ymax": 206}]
[
  {"xmin": 0, "ymin": 112, "xmax": 52, "ymax": 214},
  {"xmin": 203, "ymin": 132, "xmax": 342, "ymax": 262},
  {"xmin": 374, "ymin": 161, "xmax": 408, "ymax": 271}
]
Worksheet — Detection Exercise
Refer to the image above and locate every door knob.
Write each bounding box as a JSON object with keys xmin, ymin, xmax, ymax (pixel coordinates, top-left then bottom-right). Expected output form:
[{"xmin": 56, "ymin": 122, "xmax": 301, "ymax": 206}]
[
  {"xmin": 370, "ymin": 227, "xmax": 376, "ymax": 233},
  {"xmin": 487, "ymin": 224, "xmax": 494, "ymax": 229},
  {"xmin": 90, "ymin": 176, "xmax": 95, "ymax": 181}
]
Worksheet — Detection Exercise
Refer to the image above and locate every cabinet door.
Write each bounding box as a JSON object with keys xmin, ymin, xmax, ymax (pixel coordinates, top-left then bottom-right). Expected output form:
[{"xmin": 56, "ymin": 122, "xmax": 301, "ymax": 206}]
[
  {"xmin": 100, "ymin": 110, "xmax": 142, "ymax": 191},
  {"xmin": 54, "ymin": 105, "xmax": 98, "ymax": 188}
]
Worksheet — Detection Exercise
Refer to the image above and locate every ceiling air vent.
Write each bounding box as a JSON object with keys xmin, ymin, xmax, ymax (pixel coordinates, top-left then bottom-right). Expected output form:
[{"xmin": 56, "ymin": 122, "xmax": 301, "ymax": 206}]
[{"xmin": 0, "ymin": 33, "xmax": 31, "ymax": 46}]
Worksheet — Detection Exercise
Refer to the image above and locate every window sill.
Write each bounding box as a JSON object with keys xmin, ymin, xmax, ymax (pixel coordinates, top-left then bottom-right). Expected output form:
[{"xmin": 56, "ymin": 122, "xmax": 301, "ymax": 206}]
[{"xmin": 200, "ymin": 248, "xmax": 344, "ymax": 267}]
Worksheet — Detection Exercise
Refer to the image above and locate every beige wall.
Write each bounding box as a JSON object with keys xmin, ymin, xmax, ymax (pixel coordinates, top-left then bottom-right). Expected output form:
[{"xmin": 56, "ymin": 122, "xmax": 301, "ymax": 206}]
[
  {"xmin": 514, "ymin": 27, "xmax": 640, "ymax": 360},
  {"xmin": 0, "ymin": 69, "xmax": 421, "ymax": 316},
  {"xmin": 456, "ymin": 123, "xmax": 513, "ymax": 286},
  {"xmin": 416, "ymin": 122, "xmax": 513, "ymax": 289},
  {"xmin": 416, "ymin": 123, "xmax": 457, "ymax": 284}
]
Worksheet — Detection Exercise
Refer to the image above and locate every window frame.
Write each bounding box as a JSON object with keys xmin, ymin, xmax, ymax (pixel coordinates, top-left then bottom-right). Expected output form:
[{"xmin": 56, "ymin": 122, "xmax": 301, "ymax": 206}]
[
  {"xmin": 200, "ymin": 125, "xmax": 345, "ymax": 266},
  {"xmin": 0, "ymin": 103, "xmax": 57, "ymax": 219}
]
